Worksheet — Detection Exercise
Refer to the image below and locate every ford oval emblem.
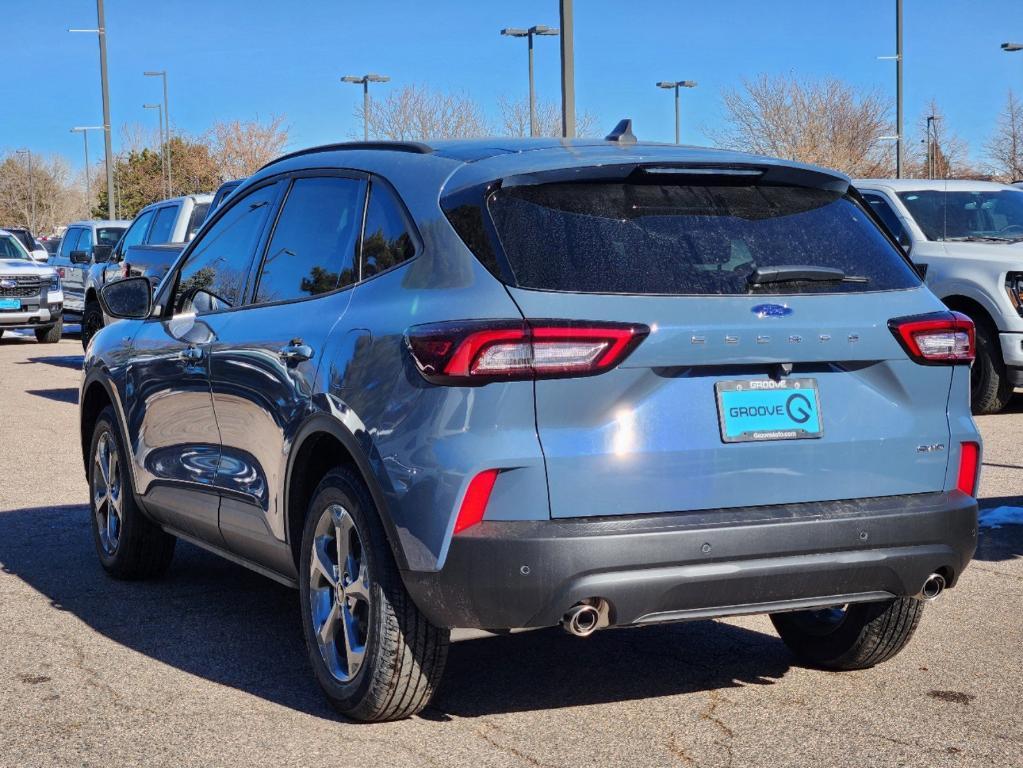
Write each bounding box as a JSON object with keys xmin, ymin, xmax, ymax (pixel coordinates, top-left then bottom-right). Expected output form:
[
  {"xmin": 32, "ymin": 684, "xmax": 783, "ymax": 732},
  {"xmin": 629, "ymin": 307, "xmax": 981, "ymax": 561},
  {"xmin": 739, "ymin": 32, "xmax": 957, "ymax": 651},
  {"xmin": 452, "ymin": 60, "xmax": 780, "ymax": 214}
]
[{"xmin": 752, "ymin": 303, "xmax": 793, "ymax": 318}]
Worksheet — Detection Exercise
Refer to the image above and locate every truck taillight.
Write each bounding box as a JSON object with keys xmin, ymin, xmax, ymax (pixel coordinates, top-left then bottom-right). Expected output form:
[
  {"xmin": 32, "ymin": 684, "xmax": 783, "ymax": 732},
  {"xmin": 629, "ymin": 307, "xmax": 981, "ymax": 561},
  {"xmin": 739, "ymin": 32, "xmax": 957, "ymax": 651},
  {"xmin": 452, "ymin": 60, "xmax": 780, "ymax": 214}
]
[
  {"xmin": 406, "ymin": 320, "xmax": 649, "ymax": 385},
  {"xmin": 888, "ymin": 311, "xmax": 975, "ymax": 364},
  {"xmin": 122, "ymin": 262, "xmax": 131, "ymax": 279}
]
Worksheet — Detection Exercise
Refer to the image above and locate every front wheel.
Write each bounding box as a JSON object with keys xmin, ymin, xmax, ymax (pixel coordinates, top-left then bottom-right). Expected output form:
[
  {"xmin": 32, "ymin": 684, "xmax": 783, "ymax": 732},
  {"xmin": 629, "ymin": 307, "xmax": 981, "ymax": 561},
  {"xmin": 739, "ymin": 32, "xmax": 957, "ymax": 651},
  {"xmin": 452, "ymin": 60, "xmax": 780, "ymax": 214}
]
[
  {"xmin": 770, "ymin": 598, "xmax": 923, "ymax": 670},
  {"xmin": 299, "ymin": 467, "xmax": 449, "ymax": 722},
  {"xmin": 36, "ymin": 318, "xmax": 63, "ymax": 344}
]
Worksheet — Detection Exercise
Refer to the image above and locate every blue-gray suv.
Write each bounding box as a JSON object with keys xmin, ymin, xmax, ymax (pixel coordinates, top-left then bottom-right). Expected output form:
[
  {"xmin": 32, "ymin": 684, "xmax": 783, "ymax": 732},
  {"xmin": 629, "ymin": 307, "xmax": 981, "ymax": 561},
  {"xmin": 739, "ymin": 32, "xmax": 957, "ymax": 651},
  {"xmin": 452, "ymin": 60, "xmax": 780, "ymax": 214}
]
[{"xmin": 80, "ymin": 137, "xmax": 981, "ymax": 722}]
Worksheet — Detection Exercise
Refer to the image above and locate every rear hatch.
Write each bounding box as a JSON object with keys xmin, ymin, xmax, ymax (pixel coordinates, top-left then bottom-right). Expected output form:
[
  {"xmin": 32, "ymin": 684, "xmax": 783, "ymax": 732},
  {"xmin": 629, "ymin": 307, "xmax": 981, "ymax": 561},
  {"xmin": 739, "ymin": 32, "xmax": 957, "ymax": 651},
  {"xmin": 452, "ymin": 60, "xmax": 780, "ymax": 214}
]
[{"xmin": 469, "ymin": 166, "xmax": 956, "ymax": 518}]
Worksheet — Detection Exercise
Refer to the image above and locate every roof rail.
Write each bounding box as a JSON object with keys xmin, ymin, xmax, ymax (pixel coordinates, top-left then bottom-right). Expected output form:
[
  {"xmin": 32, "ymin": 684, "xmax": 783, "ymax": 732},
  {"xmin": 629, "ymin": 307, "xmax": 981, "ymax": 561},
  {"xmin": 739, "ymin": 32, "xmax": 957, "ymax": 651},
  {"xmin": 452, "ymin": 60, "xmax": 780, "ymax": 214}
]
[{"xmin": 259, "ymin": 141, "xmax": 433, "ymax": 171}]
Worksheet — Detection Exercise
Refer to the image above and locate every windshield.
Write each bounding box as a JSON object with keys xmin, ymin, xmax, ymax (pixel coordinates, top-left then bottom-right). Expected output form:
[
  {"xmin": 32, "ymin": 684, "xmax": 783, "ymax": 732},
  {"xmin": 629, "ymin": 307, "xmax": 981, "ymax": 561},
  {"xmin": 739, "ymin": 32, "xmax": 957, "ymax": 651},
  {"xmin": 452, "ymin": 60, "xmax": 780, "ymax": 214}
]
[
  {"xmin": 96, "ymin": 227, "xmax": 126, "ymax": 246},
  {"xmin": 0, "ymin": 233, "xmax": 30, "ymax": 260},
  {"xmin": 485, "ymin": 182, "xmax": 920, "ymax": 295},
  {"xmin": 898, "ymin": 189, "xmax": 1023, "ymax": 242}
]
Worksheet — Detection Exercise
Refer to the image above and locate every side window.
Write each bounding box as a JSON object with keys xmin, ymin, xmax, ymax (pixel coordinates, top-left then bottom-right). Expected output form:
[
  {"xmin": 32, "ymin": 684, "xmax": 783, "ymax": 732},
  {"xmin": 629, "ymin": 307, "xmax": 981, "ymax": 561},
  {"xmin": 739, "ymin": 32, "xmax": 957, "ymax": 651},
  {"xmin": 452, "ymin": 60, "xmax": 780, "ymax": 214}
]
[
  {"xmin": 119, "ymin": 210, "xmax": 155, "ymax": 256},
  {"xmin": 172, "ymin": 183, "xmax": 278, "ymax": 315},
  {"xmin": 862, "ymin": 192, "xmax": 909, "ymax": 245},
  {"xmin": 59, "ymin": 228, "xmax": 80, "ymax": 258},
  {"xmin": 186, "ymin": 202, "xmax": 210, "ymax": 240},
  {"xmin": 361, "ymin": 182, "xmax": 416, "ymax": 279},
  {"xmin": 147, "ymin": 206, "xmax": 178, "ymax": 245},
  {"xmin": 253, "ymin": 176, "xmax": 364, "ymax": 304},
  {"xmin": 76, "ymin": 228, "xmax": 93, "ymax": 252}
]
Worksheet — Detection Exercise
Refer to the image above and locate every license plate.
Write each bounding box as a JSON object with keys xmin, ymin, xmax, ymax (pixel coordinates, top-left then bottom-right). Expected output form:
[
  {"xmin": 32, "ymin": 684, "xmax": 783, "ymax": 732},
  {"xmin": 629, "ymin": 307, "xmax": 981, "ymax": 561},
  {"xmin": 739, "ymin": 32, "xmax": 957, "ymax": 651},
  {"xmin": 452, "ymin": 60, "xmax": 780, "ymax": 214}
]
[
  {"xmin": 715, "ymin": 378, "xmax": 823, "ymax": 443},
  {"xmin": 0, "ymin": 298, "xmax": 20, "ymax": 311}
]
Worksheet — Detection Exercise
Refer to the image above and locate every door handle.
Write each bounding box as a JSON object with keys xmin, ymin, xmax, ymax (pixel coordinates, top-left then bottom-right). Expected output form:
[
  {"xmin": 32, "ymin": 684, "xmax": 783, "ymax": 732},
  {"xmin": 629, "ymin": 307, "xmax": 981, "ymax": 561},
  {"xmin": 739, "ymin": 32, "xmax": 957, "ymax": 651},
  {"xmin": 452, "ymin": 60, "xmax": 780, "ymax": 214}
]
[
  {"xmin": 279, "ymin": 339, "xmax": 314, "ymax": 363},
  {"xmin": 179, "ymin": 345, "xmax": 204, "ymax": 362}
]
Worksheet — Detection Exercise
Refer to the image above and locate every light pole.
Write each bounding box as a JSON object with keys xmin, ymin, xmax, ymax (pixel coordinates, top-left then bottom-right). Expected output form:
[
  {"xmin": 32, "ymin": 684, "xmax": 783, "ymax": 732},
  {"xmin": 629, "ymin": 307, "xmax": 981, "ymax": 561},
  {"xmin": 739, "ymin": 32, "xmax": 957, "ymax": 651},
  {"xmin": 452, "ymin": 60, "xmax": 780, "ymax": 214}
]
[
  {"xmin": 656, "ymin": 80, "xmax": 697, "ymax": 144},
  {"xmin": 341, "ymin": 74, "xmax": 390, "ymax": 141},
  {"xmin": 877, "ymin": 0, "xmax": 904, "ymax": 177},
  {"xmin": 559, "ymin": 0, "xmax": 575, "ymax": 138},
  {"xmin": 144, "ymin": 103, "xmax": 167, "ymax": 196},
  {"xmin": 71, "ymin": 126, "xmax": 103, "ymax": 212},
  {"xmin": 69, "ymin": 0, "xmax": 115, "ymax": 219},
  {"xmin": 925, "ymin": 115, "xmax": 936, "ymax": 178},
  {"xmin": 501, "ymin": 25, "xmax": 559, "ymax": 137},
  {"xmin": 15, "ymin": 150, "xmax": 34, "ymax": 232},
  {"xmin": 144, "ymin": 71, "xmax": 170, "ymax": 195}
]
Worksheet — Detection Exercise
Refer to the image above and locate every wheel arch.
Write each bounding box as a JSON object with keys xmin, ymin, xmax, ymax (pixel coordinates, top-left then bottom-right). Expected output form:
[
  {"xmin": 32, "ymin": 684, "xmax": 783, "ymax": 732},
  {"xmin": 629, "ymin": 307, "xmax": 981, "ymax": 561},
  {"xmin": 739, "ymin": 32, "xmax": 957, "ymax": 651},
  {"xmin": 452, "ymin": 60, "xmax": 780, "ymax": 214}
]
[
  {"xmin": 285, "ymin": 414, "xmax": 409, "ymax": 572},
  {"xmin": 80, "ymin": 378, "xmax": 114, "ymax": 475},
  {"xmin": 942, "ymin": 294, "xmax": 1000, "ymax": 339}
]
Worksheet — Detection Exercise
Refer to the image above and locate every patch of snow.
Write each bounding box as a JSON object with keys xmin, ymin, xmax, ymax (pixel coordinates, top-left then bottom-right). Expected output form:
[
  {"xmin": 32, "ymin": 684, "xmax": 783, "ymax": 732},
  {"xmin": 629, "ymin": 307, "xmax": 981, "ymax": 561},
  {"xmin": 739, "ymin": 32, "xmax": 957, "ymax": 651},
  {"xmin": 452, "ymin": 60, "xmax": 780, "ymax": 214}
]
[{"xmin": 978, "ymin": 506, "xmax": 1023, "ymax": 529}]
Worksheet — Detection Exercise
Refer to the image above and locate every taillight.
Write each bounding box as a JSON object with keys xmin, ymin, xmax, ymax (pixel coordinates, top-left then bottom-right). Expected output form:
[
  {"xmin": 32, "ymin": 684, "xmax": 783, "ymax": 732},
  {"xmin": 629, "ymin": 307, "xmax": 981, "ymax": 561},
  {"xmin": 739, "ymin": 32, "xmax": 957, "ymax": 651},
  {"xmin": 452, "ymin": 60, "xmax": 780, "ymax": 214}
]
[
  {"xmin": 406, "ymin": 320, "xmax": 649, "ymax": 384},
  {"xmin": 453, "ymin": 469, "xmax": 500, "ymax": 534},
  {"xmin": 122, "ymin": 262, "xmax": 131, "ymax": 279},
  {"xmin": 56, "ymin": 267, "xmax": 65, "ymax": 278},
  {"xmin": 956, "ymin": 441, "xmax": 980, "ymax": 496},
  {"xmin": 888, "ymin": 311, "xmax": 975, "ymax": 364}
]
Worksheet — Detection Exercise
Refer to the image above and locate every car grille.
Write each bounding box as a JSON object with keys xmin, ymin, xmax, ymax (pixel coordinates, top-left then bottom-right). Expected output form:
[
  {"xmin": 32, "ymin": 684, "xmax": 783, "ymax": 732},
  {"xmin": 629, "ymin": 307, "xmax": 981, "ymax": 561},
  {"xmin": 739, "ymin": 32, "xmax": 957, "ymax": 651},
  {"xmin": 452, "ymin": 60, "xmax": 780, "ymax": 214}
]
[{"xmin": 0, "ymin": 275, "xmax": 42, "ymax": 298}]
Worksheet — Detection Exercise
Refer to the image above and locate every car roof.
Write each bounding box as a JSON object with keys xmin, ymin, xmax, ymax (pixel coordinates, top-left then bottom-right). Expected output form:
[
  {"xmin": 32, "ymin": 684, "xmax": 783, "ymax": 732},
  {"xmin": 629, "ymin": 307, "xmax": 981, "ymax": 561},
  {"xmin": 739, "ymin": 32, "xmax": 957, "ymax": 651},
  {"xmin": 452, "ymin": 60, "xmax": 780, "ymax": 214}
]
[
  {"xmin": 855, "ymin": 178, "xmax": 1018, "ymax": 192},
  {"xmin": 140, "ymin": 193, "xmax": 214, "ymax": 211},
  {"xmin": 66, "ymin": 220, "xmax": 132, "ymax": 229}
]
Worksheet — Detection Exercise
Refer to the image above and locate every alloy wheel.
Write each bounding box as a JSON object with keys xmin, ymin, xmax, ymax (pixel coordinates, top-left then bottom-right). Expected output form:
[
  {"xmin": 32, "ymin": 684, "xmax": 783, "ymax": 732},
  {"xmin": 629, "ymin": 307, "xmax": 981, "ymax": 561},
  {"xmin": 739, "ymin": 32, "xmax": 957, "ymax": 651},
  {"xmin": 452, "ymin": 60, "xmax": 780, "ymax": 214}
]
[
  {"xmin": 308, "ymin": 503, "xmax": 372, "ymax": 683},
  {"xmin": 92, "ymin": 431, "xmax": 122, "ymax": 555}
]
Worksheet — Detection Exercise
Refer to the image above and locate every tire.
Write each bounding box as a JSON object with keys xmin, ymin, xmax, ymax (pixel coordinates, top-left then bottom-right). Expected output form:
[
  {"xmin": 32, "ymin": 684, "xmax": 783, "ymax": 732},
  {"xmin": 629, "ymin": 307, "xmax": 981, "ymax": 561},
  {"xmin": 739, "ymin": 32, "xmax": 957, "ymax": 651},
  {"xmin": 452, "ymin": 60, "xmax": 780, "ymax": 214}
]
[
  {"xmin": 770, "ymin": 598, "xmax": 924, "ymax": 670},
  {"xmin": 88, "ymin": 406, "xmax": 176, "ymax": 579},
  {"xmin": 971, "ymin": 319, "xmax": 1012, "ymax": 414},
  {"xmin": 35, "ymin": 318, "xmax": 63, "ymax": 344},
  {"xmin": 81, "ymin": 300, "xmax": 104, "ymax": 351},
  {"xmin": 299, "ymin": 467, "xmax": 449, "ymax": 722}
]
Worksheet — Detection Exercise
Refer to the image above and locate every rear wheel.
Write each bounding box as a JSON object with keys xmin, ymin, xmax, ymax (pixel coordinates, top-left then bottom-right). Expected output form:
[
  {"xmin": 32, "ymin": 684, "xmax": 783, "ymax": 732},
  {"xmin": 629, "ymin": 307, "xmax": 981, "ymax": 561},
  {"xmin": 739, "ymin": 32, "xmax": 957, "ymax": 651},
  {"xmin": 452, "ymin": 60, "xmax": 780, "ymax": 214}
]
[
  {"xmin": 971, "ymin": 319, "xmax": 1012, "ymax": 414},
  {"xmin": 770, "ymin": 598, "xmax": 923, "ymax": 670},
  {"xmin": 89, "ymin": 407, "xmax": 176, "ymax": 579},
  {"xmin": 82, "ymin": 300, "xmax": 104, "ymax": 350},
  {"xmin": 35, "ymin": 318, "xmax": 62, "ymax": 344},
  {"xmin": 299, "ymin": 467, "xmax": 449, "ymax": 721}
]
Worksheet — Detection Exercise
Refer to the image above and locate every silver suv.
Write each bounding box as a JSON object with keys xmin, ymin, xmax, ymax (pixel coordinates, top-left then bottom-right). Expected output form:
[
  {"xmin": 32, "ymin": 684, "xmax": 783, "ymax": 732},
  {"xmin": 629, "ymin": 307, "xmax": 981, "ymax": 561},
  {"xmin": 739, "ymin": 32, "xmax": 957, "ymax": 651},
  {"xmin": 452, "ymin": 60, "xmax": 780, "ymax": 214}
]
[{"xmin": 0, "ymin": 229, "xmax": 63, "ymax": 343}]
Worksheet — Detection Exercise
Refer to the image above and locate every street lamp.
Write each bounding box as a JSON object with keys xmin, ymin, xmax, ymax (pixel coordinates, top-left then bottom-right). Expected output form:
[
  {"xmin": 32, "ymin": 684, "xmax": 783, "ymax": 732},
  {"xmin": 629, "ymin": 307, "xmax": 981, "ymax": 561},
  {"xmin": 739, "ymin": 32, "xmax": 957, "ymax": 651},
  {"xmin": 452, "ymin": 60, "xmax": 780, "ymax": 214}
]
[
  {"xmin": 1001, "ymin": 42, "xmax": 1023, "ymax": 52},
  {"xmin": 341, "ymin": 74, "xmax": 391, "ymax": 141},
  {"xmin": 143, "ymin": 103, "xmax": 167, "ymax": 196},
  {"xmin": 69, "ymin": 0, "xmax": 115, "ymax": 219},
  {"xmin": 501, "ymin": 24, "xmax": 559, "ymax": 137},
  {"xmin": 71, "ymin": 126, "xmax": 103, "ymax": 211},
  {"xmin": 655, "ymin": 80, "xmax": 697, "ymax": 144},
  {"xmin": 15, "ymin": 149, "xmax": 34, "ymax": 232},
  {"xmin": 144, "ymin": 71, "xmax": 170, "ymax": 195}
]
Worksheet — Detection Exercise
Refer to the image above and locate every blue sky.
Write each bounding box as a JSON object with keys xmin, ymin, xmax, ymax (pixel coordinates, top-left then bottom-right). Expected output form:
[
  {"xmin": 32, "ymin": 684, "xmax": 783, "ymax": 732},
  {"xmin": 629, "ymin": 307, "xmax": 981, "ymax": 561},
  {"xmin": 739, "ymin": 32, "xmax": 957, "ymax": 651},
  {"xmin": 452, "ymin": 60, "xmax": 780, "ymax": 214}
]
[{"xmin": 4, "ymin": 0, "xmax": 1023, "ymax": 170}]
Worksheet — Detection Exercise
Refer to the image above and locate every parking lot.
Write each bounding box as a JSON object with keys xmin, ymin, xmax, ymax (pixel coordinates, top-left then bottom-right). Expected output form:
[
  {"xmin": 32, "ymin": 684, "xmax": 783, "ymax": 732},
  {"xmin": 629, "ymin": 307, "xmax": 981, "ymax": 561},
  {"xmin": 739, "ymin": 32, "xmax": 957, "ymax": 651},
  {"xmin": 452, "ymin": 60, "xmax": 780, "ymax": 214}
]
[{"xmin": 0, "ymin": 332, "xmax": 1020, "ymax": 768}]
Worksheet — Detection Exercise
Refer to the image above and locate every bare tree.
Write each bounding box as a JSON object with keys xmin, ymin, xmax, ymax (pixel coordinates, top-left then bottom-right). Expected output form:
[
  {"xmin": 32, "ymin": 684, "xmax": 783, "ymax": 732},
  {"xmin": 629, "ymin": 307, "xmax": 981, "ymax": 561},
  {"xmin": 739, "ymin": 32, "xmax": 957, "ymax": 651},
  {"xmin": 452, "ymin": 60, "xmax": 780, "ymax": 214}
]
[
  {"xmin": 209, "ymin": 115, "xmax": 289, "ymax": 179},
  {"xmin": 498, "ymin": 96, "xmax": 600, "ymax": 138},
  {"xmin": 910, "ymin": 100, "xmax": 973, "ymax": 179},
  {"xmin": 360, "ymin": 84, "xmax": 489, "ymax": 141},
  {"xmin": 711, "ymin": 75, "xmax": 894, "ymax": 176},
  {"xmin": 985, "ymin": 91, "xmax": 1023, "ymax": 182},
  {"xmin": 0, "ymin": 152, "xmax": 87, "ymax": 235}
]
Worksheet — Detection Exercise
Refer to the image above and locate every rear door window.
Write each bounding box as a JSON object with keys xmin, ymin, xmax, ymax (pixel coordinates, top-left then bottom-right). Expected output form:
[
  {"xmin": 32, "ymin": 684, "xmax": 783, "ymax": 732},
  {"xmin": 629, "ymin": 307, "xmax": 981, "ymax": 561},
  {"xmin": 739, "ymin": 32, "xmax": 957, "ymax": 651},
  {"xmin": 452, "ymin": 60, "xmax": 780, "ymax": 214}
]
[
  {"xmin": 147, "ymin": 205, "xmax": 178, "ymax": 244},
  {"xmin": 486, "ymin": 182, "xmax": 920, "ymax": 295},
  {"xmin": 253, "ymin": 176, "xmax": 364, "ymax": 304},
  {"xmin": 186, "ymin": 203, "xmax": 210, "ymax": 240},
  {"xmin": 361, "ymin": 183, "xmax": 416, "ymax": 279}
]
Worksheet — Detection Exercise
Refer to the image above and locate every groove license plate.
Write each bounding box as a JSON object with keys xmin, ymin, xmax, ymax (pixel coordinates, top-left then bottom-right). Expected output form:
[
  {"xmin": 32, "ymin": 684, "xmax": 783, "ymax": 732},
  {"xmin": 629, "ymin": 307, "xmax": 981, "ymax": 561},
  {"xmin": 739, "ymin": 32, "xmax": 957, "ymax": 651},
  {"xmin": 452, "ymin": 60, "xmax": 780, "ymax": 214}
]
[{"xmin": 715, "ymin": 378, "xmax": 823, "ymax": 443}]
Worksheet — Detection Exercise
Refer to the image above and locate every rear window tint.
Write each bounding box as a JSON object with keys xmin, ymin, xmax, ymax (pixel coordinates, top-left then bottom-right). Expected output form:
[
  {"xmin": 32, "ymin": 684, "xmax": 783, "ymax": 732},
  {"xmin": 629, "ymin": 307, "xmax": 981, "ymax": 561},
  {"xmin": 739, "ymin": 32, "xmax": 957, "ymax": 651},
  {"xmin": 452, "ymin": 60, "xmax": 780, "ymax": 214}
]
[{"xmin": 486, "ymin": 183, "xmax": 919, "ymax": 295}]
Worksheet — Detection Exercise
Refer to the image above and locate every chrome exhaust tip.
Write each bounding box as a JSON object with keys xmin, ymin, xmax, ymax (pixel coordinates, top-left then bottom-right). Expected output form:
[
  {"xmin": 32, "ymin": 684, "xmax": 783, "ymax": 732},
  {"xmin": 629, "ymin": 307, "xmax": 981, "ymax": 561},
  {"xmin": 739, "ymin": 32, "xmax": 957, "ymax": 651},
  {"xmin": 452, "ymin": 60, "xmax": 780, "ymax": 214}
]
[
  {"xmin": 917, "ymin": 573, "xmax": 946, "ymax": 602},
  {"xmin": 562, "ymin": 603, "xmax": 601, "ymax": 637}
]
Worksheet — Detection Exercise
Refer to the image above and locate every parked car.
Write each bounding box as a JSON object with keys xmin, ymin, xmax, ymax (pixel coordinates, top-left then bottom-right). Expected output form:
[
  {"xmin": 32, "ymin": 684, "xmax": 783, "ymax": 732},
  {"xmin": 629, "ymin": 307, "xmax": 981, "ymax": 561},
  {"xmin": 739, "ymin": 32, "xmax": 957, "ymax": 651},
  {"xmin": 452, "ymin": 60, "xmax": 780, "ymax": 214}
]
[
  {"xmin": 0, "ymin": 228, "xmax": 63, "ymax": 342},
  {"xmin": 1, "ymin": 226, "xmax": 49, "ymax": 262},
  {"xmin": 856, "ymin": 179, "xmax": 1023, "ymax": 413},
  {"xmin": 50, "ymin": 220, "xmax": 130, "ymax": 324},
  {"xmin": 76, "ymin": 194, "xmax": 212, "ymax": 349},
  {"xmin": 40, "ymin": 237, "xmax": 62, "ymax": 257},
  {"xmin": 206, "ymin": 178, "xmax": 244, "ymax": 222},
  {"xmin": 82, "ymin": 138, "xmax": 980, "ymax": 722}
]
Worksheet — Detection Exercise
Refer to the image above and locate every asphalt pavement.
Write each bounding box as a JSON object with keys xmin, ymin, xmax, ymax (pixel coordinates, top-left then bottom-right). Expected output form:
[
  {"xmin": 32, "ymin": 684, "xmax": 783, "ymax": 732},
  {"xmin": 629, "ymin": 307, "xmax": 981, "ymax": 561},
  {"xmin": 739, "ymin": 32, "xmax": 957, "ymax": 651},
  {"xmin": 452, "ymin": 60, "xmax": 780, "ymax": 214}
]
[{"xmin": 1, "ymin": 332, "xmax": 1020, "ymax": 768}]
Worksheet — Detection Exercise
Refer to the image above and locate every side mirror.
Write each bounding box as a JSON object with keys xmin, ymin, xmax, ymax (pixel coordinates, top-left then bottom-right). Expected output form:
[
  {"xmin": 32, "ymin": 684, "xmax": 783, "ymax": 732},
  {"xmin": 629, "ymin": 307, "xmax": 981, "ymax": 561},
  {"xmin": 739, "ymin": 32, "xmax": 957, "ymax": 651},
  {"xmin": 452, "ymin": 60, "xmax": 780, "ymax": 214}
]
[
  {"xmin": 93, "ymin": 244, "xmax": 113, "ymax": 262},
  {"xmin": 69, "ymin": 249, "xmax": 91, "ymax": 264},
  {"xmin": 99, "ymin": 276, "xmax": 152, "ymax": 320},
  {"xmin": 30, "ymin": 248, "xmax": 49, "ymax": 263}
]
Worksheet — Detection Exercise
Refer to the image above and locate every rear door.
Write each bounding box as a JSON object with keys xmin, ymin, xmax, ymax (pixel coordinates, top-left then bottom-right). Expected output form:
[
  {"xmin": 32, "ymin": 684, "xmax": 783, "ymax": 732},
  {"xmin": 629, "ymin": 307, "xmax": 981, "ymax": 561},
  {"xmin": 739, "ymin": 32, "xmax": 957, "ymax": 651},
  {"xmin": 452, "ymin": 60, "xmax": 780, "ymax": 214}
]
[
  {"xmin": 486, "ymin": 177, "xmax": 954, "ymax": 518},
  {"xmin": 58, "ymin": 228, "xmax": 85, "ymax": 308}
]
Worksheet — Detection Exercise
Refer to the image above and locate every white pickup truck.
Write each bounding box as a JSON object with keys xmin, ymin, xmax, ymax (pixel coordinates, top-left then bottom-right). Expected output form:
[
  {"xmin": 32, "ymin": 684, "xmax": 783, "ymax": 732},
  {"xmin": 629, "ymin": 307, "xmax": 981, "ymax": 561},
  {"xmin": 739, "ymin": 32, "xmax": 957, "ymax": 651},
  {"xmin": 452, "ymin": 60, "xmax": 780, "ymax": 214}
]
[{"xmin": 856, "ymin": 179, "xmax": 1023, "ymax": 413}]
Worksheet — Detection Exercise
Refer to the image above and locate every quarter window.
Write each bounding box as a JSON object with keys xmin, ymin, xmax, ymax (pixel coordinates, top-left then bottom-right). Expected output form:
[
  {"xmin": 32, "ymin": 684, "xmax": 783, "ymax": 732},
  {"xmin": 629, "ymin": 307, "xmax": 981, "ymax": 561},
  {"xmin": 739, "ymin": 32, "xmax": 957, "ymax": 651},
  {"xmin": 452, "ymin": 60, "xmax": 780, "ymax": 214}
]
[
  {"xmin": 172, "ymin": 183, "xmax": 278, "ymax": 315},
  {"xmin": 861, "ymin": 192, "xmax": 909, "ymax": 245},
  {"xmin": 253, "ymin": 177, "xmax": 364, "ymax": 304},
  {"xmin": 361, "ymin": 183, "xmax": 415, "ymax": 279}
]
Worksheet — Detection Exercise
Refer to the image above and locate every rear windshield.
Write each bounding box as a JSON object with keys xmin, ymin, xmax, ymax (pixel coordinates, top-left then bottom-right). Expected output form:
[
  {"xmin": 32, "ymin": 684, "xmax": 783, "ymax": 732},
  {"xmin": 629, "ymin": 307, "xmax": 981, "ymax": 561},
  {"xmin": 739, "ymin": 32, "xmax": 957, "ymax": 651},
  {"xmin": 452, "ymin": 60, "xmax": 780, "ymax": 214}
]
[
  {"xmin": 96, "ymin": 227, "xmax": 125, "ymax": 246},
  {"xmin": 486, "ymin": 183, "xmax": 919, "ymax": 295}
]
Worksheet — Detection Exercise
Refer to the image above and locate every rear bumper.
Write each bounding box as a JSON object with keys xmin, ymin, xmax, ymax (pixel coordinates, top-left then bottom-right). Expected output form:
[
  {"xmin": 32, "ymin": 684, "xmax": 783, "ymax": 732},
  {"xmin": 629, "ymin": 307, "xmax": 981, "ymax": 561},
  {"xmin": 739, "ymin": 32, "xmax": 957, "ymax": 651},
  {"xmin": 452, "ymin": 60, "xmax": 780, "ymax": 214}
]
[{"xmin": 402, "ymin": 491, "xmax": 978, "ymax": 630}]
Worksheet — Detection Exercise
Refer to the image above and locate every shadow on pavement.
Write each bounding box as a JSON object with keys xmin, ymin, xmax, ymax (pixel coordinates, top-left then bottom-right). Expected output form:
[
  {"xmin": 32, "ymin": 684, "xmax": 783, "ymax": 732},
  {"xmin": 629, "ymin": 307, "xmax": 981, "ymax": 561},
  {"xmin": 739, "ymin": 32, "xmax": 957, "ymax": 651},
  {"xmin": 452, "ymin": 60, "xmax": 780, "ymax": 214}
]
[
  {"xmin": 26, "ymin": 388, "xmax": 78, "ymax": 405},
  {"xmin": 975, "ymin": 495, "xmax": 1023, "ymax": 562},
  {"xmin": 17, "ymin": 354, "xmax": 84, "ymax": 370},
  {"xmin": 0, "ymin": 504, "xmax": 793, "ymax": 722}
]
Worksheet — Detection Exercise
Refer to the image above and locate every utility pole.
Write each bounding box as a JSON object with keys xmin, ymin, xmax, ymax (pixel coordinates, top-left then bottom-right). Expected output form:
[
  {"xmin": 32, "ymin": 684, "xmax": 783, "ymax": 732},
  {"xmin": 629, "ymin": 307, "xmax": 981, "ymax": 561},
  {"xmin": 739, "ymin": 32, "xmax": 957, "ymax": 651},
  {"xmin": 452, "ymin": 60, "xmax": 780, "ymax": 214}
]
[
  {"xmin": 341, "ymin": 74, "xmax": 390, "ymax": 141},
  {"xmin": 559, "ymin": 0, "xmax": 575, "ymax": 138},
  {"xmin": 70, "ymin": 0, "xmax": 116, "ymax": 219},
  {"xmin": 71, "ymin": 126, "xmax": 103, "ymax": 212},
  {"xmin": 896, "ymin": 0, "xmax": 904, "ymax": 178},
  {"xmin": 145, "ymin": 71, "xmax": 171, "ymax": 195},
  {"xmin": 926, "ymin": 115, "xmax": 935, "ymax": 178},
  {"xmin": 144, "ymin": 103, "xmax": 167, "ymax": 196}
]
